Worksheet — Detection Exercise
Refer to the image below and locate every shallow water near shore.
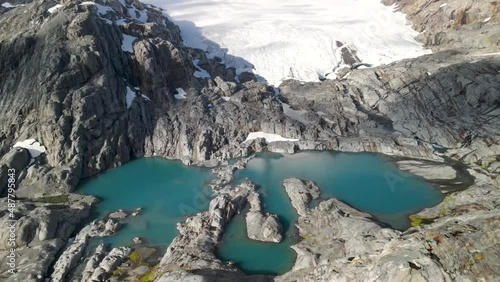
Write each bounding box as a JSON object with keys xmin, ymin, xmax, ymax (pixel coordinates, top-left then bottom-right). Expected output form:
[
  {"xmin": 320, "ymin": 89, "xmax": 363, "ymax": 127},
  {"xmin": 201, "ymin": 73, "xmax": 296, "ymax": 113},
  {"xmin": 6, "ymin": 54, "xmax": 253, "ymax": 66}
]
[
  {"xmin": 217, "ymin": 151, "xmax": 443, "ymax": 275},
  {"xmin": 79, "ymin": 152, "xmax": 443, "ymax": 275}
]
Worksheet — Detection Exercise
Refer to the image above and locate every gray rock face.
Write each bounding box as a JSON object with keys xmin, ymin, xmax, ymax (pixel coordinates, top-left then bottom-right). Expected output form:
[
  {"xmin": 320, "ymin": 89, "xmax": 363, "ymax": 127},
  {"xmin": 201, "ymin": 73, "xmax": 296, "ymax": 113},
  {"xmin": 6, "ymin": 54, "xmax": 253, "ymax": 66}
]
[
  {"xmin": 51, "ymin": 211, "xmax": 128, "ymax": 282},
  {"xmin": 282, "ymin": 178, "xmax": 321, "ymax": 217},
  {"xmin": 277, "ymin": 197, "xmax": 450, "ymax": 282},
  {"xmin": 0, "ymin": 194, "xmax": 96, "ymax": 281},
  {"xmin": 245, "ymin": 183, "xmax": 283, "ymax": 243},
  {"xmin": 0, "ymin": 147, "xmax": 29, "ymax": 195},
  {"xmin": 51, "ymin": 235, "xmax": 89, "ymax": 282},
  {"xmin": 89, "ymin": 247, "xmax": 132, "ymax": 282},
  {"xmin": 81, "ymin": 243, "xmax": 107, "ymax": 282},
  {"xmin": 279, "ymin": 52, "xmax": 500, "ymax": 152},
  {"xmin": 383, "ymin": 0, "xmax": 500, "ymax": 52}
]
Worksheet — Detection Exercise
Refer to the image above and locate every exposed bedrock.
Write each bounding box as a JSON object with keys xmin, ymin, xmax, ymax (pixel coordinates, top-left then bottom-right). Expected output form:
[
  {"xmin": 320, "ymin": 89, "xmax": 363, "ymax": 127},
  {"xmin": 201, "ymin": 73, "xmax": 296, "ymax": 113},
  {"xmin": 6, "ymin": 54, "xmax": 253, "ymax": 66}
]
[
  {"xmin": 383, "ymin": 0, "xmax": 500, "ymax": 53},
  {"xmin": 277, "ymin": 176, "xmax": 500, "ymax": 282},
  {"xmin": 245, "ymin": 183, "xmax": 283, "ymax": 243},
  {"xmin": 0, "ymin": 193, "xmax": 97, "ymax": 281},
  {"xmin": 155, "ymin": 180, "xmax": 275, "ymax": 281},
  {"xmin": 278, "ymin": 52, "xmax": 500, "ymax": 152},
  {"xmin": 282, "ymin": 178, "xmax": 321, "ymax": 217}
]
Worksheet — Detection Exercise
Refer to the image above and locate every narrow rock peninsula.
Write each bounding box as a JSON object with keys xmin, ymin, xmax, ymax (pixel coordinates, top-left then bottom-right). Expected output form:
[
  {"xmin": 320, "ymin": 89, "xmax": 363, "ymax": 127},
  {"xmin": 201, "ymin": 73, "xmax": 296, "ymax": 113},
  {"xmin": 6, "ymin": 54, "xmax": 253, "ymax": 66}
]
[
  {"xmin": 282, "ymin": 178, "xmax": 321, "ymax": 217},
  {"xmin": 245, "ymin": 183, "xmax": 283, "ymax": 243}
]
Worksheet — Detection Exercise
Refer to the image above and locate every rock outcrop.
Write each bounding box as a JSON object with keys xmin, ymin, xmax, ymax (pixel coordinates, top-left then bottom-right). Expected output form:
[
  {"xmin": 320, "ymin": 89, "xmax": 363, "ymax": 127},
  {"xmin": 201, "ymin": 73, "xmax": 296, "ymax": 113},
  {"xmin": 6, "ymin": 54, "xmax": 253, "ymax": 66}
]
[
  {"xmin": 155, "ymin": 180, "xmax": 275, "ymax": 281},
  {"xmin": 282, "ymin": 178, "xmax": 321, "ymax": 217},
  {"xmin": 81, "ymin": 243, "xmax": 107, "ymax": 282},
  {"xmin": 245, "ymin": 184, "xmax": 283, "ymax": 243},
  {"xmin": 0, "ymin": 194, "xmax": 96, "ymax": 280},
  {"xmin": 383, "ymin": 0, "xmax": 500, "ymax": 52}
]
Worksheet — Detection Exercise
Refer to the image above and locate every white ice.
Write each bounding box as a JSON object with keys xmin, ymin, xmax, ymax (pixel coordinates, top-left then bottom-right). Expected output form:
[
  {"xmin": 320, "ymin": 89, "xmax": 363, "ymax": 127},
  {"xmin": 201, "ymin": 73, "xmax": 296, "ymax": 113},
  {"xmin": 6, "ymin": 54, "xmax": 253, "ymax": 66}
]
[
  {"xmin": 13, "ymin": 139, "xmax": 46, "ymax": 159},
  {"xmin": 192, "ymin": 59, "xmax": 211, "ymax": 78},
  {"xmin": 122, "ymin": 34, "xmax": 138, "ymax": 53},
  {"xmin": 174, "ymin": 88, "xmax": 187, "ymax": 99},
  {"xmin": 47, "ymin": 4, "xmax": 63, "ymax": 13},
  {"xmin": 245, "ymin": 132, "xmax": 299, "ymax": 143},
  {"xmin": 80, "ymin": 1, "xmax": 113, "ymax": 16},
  {"xmin": 1, "ymin": 2, "xmax": 14, "ymax": 8},
  {"xmin": 144, "ymin": 0, "xmax": 429, "ymax": 86}
]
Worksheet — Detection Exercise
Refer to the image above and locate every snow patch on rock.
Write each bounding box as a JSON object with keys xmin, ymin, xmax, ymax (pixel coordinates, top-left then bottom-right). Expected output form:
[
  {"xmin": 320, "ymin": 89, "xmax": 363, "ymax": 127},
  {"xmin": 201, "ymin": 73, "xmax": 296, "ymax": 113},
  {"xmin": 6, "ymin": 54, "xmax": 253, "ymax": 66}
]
[
  {"xmin": 174, "ymin": 88, "xmax": 187, "ymax": 100},
  {"xmin": 122, "ymin": 34, "xmax": 138, "ymax": 53},
  {"xmin": 80, "ymin": 1, "xmax": 113, "ymax": 16},
  {"xmin": 47, "ymin": 4, "xmax": 63, "ymax": 13},
  {"xmin": 245, "ymin": 132, "xmax": 299, "ymax": 143},
  {"xmin": 1, "ymin": 2, "xmax": 14, "ymax": 8},
  {"xmin": 126, "ymin": 86, "xmax": 136, "ymax": 108},
  {"xmin": 13, "ymin": 139, "xmax": 46, "ymax": 159}
]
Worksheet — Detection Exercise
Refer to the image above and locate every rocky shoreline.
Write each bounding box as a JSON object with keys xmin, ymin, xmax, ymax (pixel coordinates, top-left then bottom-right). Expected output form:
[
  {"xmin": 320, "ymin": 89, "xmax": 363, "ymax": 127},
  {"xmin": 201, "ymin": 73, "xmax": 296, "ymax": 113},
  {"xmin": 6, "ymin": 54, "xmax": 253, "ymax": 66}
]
[{"xmin": 0, "ymin": 0, "xmax": 499, "ymax": 281}]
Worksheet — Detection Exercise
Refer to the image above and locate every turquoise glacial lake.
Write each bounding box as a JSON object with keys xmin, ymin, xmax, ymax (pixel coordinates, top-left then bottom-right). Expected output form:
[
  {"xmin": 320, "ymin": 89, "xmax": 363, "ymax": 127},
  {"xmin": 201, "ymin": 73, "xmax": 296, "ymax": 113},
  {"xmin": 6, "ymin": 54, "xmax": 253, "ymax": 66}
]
[
  {"xmin": 79, "ymin": 158, "xmax": 213, "ymax": 247},
  {"xmin": 217, "ymin": 151, "xmax": 444, "ymax": 275},
  {"xmin": 79, "ymin": 152, "xmax": 443, "ymax": 275}
]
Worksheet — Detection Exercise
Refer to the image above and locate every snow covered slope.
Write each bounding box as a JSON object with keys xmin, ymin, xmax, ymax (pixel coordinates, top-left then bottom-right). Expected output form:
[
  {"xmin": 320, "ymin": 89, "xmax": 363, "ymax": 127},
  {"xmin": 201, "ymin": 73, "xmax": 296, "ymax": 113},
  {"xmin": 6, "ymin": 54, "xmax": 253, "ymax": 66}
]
[{"xmin": 146, "ymin": 0, "xmax": 429, "ymax": 86}]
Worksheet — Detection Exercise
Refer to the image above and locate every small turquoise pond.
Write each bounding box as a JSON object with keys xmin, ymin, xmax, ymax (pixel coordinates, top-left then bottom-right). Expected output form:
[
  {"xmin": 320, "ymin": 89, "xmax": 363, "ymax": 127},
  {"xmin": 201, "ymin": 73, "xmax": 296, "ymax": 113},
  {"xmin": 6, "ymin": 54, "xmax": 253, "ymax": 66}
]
[
  {"xmin": 216, "ymin": 151, "xmax": 443, "ymax": 275},
  {"xmin": 79, "ymin": 152, "xmax": 443, "ymax": 276},
  {"xmin": 79, "ymin": 158, "xmax": 212, "ymax": 247}
]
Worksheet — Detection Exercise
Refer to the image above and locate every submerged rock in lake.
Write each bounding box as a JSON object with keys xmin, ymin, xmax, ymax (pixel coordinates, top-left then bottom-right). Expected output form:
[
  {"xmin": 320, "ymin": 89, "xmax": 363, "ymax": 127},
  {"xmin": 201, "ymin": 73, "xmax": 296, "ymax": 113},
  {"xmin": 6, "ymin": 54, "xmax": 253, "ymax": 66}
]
[{"xmin": 397, "ymin": 160, "xmax": 457, "ymax": 180}]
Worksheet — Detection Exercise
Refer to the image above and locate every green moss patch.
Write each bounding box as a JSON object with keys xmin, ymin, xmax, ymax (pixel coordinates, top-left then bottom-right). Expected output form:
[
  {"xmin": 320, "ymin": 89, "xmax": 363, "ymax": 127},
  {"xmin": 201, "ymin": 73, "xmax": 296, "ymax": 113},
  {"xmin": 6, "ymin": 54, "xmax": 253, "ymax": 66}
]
[
  {"xmin": 409, "ymin": 215, "xmax": 435, "ymax": 227},
  {"xmin": 33, "ymin": 195, "xmax": 69, "ymax": 204}
]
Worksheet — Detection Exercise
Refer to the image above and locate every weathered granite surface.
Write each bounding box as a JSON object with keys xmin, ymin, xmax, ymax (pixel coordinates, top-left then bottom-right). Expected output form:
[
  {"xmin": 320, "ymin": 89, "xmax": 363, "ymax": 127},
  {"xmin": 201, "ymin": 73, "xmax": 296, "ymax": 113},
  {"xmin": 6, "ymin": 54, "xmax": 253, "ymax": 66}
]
[
  {"xmin": 282, "ymin": 178, "xmax": 321, "ymax": 217},
  {"xmin": 245, "ymin": 183, "xmax": 283, "ymax": 243}
]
